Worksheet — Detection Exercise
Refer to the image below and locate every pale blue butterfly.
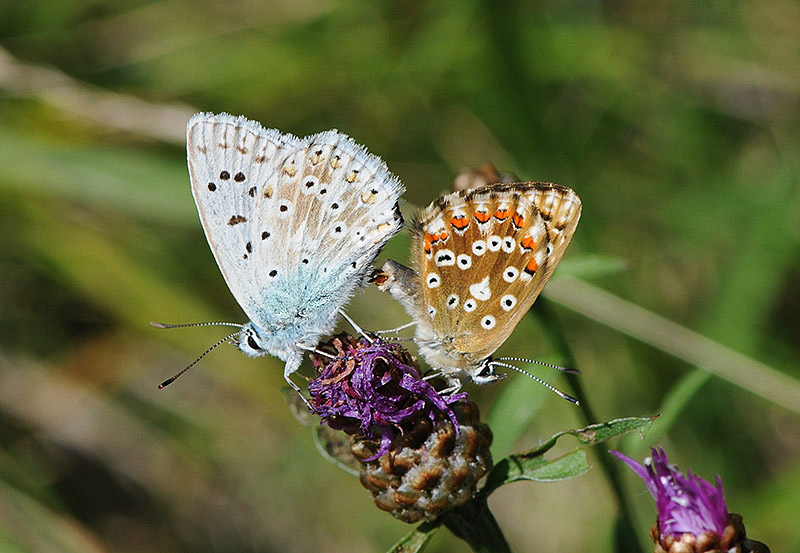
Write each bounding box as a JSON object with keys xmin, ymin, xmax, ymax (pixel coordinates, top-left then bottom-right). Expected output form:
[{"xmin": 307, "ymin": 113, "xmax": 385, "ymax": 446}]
[{"xmin": 155, "ymin": 113, "xmax": 404, "ymax": 397}]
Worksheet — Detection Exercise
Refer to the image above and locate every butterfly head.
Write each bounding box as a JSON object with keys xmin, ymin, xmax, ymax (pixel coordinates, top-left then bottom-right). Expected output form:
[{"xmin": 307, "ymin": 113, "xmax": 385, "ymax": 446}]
[
  {"xmin": 236, "ymin": 320, "xmax": 315, "ymax": 364},
  {"xmin": 470, "ymin": 358, "xmax": 508, "ymax": 385},
  {"xmin": 236, "ymin": 322, "xmax": 271, "ymax": 358}
]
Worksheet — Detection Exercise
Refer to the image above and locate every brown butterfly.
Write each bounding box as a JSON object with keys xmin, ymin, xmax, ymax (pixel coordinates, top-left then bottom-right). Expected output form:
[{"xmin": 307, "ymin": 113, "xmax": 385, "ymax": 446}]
[{"xmin": 376, "ymin": 181, "xmax": 581, "ymax": 393}]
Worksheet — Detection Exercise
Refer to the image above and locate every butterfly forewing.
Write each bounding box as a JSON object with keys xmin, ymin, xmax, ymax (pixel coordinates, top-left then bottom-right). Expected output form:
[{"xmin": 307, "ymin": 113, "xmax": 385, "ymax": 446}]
[
  {"xmin": 411, "ymin": 182, "xmax": 580, "ymax": 366},
  {"xmin": 187, "ymin": 113, "xmax": 404, "ymax": 344}
]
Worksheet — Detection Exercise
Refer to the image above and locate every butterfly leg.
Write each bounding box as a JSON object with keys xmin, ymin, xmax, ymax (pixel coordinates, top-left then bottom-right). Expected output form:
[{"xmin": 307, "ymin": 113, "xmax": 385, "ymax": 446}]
[
  {"xmin": 422, "ymin": 370, "xmax": 442, "ymax": 381},
  {"xmin": 420, "ymin": 370, "xmax": 464, "ymax": 395},
  {"xmin": 283, "ymin": 354, "xmax": 310, "ymax": 408},
  {"xmin": 338, "ymin": 310, "xmax": 374, "ymax": 343},
  {"xmin": 296, "ymin": 344, "xmax": 334, "ymax": 358},
  {"xmin": 373, "ymin": 321, "xmax": 417, "ymax": 335},
  {"xmin": 424, "ymin": 372, "xmax": 465, "ymax": 396}
]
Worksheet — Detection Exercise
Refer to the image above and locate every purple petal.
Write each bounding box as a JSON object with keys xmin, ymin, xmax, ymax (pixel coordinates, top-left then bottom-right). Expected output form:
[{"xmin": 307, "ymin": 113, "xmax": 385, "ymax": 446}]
[
  {"xmin": 610, "ymin": 449, "xmax": 660, "ymax": 498},
  {"xmin": 309, "ymin": 336, "xmax": 468, "ymax": 460},
  {"xmin": 611, "ymin": 447, "xmax": 728, "ymax": 538}
]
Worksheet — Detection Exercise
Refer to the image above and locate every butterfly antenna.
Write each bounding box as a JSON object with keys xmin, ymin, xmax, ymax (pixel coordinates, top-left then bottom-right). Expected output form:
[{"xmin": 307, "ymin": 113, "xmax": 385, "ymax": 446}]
[
  {"xmin": 489, "ymin": 360, "xmax": 580, "ymax": 405},
  {"xmin": 495, "ymin": 356, "xmax": 581, "ymax": 375},
  {"xmin": 156, "ymin": 323, "xmax": 241, "ymax": 390},
  {"xmin": 150, "ymin": 321, "xmax": 243, "ymax": 329}
]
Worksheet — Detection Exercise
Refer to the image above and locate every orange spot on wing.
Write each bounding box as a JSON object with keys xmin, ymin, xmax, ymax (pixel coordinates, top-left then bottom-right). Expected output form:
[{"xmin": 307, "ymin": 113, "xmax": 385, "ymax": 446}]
[
  {"xmin": 521, "ymin": 235, "xmax": 537, "ymax": 250},
  {"xmin": 424, "ymin": 233, "xmax": 435, "ymax": 254},
  {"xmin": 494, "ymin": 208, "xmax": 510, "ymax": 221},
  {"xmin": 437, "ymin": 231, "xmax": 449, "ymax": 242},
  {"xmin": 525, "ymin": 257, "xmax": 539, "ymax": 275},
  {"xmin": 474, "ymin": 210, "xmax": 490, "ymax": 223},
  {"xmin": 512, "ymin": 213, "xmax": 525, "ymax": 229},
  {"xmin": 450, "ymin": 215, "xmax": 469, "ymax": 230}
]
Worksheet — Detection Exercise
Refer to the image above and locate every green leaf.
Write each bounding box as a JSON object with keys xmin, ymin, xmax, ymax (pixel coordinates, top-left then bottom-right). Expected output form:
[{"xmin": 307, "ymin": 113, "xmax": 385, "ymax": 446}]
[
  {"xmin": 484, "ymin": 416, "xmax": 656, "ymax": 494},
  {"xmin": 387, "ymin": 523, "xmax": 438, "ymax": 553}
]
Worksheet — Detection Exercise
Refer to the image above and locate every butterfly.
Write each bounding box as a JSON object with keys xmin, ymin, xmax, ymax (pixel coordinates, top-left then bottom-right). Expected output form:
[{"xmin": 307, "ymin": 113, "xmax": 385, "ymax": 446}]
[
  {"xmin": 157, "ymin": 112, "xmax": 404, "ymax": 396},
  {"xmin": 375, "ymin": 181, "xmax": 581, "ymax": 391}
]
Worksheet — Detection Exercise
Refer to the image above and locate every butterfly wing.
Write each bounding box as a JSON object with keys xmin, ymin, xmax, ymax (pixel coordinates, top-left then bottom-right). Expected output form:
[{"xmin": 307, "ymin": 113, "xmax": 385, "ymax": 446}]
[
  {"xmin": 187, "ymin": 113, "xmax": 404, "ymax": 352},
  {"xmin": 410, "ymin": 182, "xmax": 580, "ymax": 369}
]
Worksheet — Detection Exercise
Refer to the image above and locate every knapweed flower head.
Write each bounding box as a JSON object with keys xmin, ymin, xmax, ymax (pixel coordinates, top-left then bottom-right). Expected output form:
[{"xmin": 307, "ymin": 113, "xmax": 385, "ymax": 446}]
[
  {"xmin": 612, "ymin": 447, "xmax": 728, "ymax": 538},
  {"xmin": 308, "ymin": 334, "xmax": 467, "ymax": 461},
  {"xmin": 612, "ymin": 448, "xmax": 769, "ymax": 553},
  {"xmin": 352, "ymin": 399, "xmax": 493, "ymax": 523}
]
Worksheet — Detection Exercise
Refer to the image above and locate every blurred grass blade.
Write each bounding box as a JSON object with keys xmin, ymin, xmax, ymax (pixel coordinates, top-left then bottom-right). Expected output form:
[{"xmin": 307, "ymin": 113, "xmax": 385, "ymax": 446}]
[
  {"xmin": 544, "ymin": 276, "xmax": 800, "ymax": 415},
  {"xmin": 0, "ymin": 476, "xmax": 113, "ymax": 553},
  {"xmin": 0, "ymin": 45, "xmax": 191, "ymax": 143},
  {"xmin": 0, "ymin": 126, "xmax": 191, "ymax": 225},
  {"xmin": 624, "ymin": 369, "xmax": 712, "ymax": 452},
  {"xmin": 556, "ymin": 254, "xmax": 628, "ymax": 280},
  {"xmin": 486, "ymin": 372, "xmax": 551, "ymax": 457}
]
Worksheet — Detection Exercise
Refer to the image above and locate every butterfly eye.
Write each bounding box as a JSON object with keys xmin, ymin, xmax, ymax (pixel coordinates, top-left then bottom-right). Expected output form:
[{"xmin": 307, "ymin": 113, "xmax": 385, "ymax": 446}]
[
  {"xmin": 477, "ymin": 364, "xmax": 494, "ymax": 379},
  {"xmin": 247, "ymin": 335, "xmax": 261, "ymax": 351}
]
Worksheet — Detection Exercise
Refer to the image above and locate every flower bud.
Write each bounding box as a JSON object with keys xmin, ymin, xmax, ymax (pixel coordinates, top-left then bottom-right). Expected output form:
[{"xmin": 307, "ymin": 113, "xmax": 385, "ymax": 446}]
[
  {"xmin": 353, "ymin": 400, "xmax": 492, "ymax": 523},
  {"xmin": 612, "ymin": 448, "xmax": 770, "ymax": 553}
]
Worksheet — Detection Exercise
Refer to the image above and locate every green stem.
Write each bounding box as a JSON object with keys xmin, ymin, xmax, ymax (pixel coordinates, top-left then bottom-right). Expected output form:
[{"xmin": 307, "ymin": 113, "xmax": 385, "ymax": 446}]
[
  {"xmin": 443, "ymin": 497, "xmax": 512, "ymax": 553},
  {"xmin": 534, "ymin": 298, "xmax": 641, "ymax": 552}
]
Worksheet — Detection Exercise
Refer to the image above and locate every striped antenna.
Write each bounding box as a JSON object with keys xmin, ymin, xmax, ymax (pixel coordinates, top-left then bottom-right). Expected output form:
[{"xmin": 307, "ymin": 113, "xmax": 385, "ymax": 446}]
[
  {"xmin": 150, "ymin": 321, "xmax": 243, "ymax": 389},
  {"xmin": 488, "ymin": 360, "xmax": 580, "ymax": 405}
]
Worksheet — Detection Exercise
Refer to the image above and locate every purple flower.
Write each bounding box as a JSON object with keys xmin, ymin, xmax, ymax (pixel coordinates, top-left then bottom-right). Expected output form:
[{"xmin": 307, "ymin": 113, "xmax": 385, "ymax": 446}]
[
  {"xmin": 308, "ymin": 335, "xmax": 467, "ymax": 461},
  {"xmin": 611, "ymin": 448, "xmax": 728, "ymax": 539}
]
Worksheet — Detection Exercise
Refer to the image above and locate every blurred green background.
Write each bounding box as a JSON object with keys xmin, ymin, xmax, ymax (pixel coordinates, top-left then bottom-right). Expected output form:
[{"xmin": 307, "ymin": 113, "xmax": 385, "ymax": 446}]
[{"xmin": 1, "ymin": 1, "xmax": 798, "ymax": 552}]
